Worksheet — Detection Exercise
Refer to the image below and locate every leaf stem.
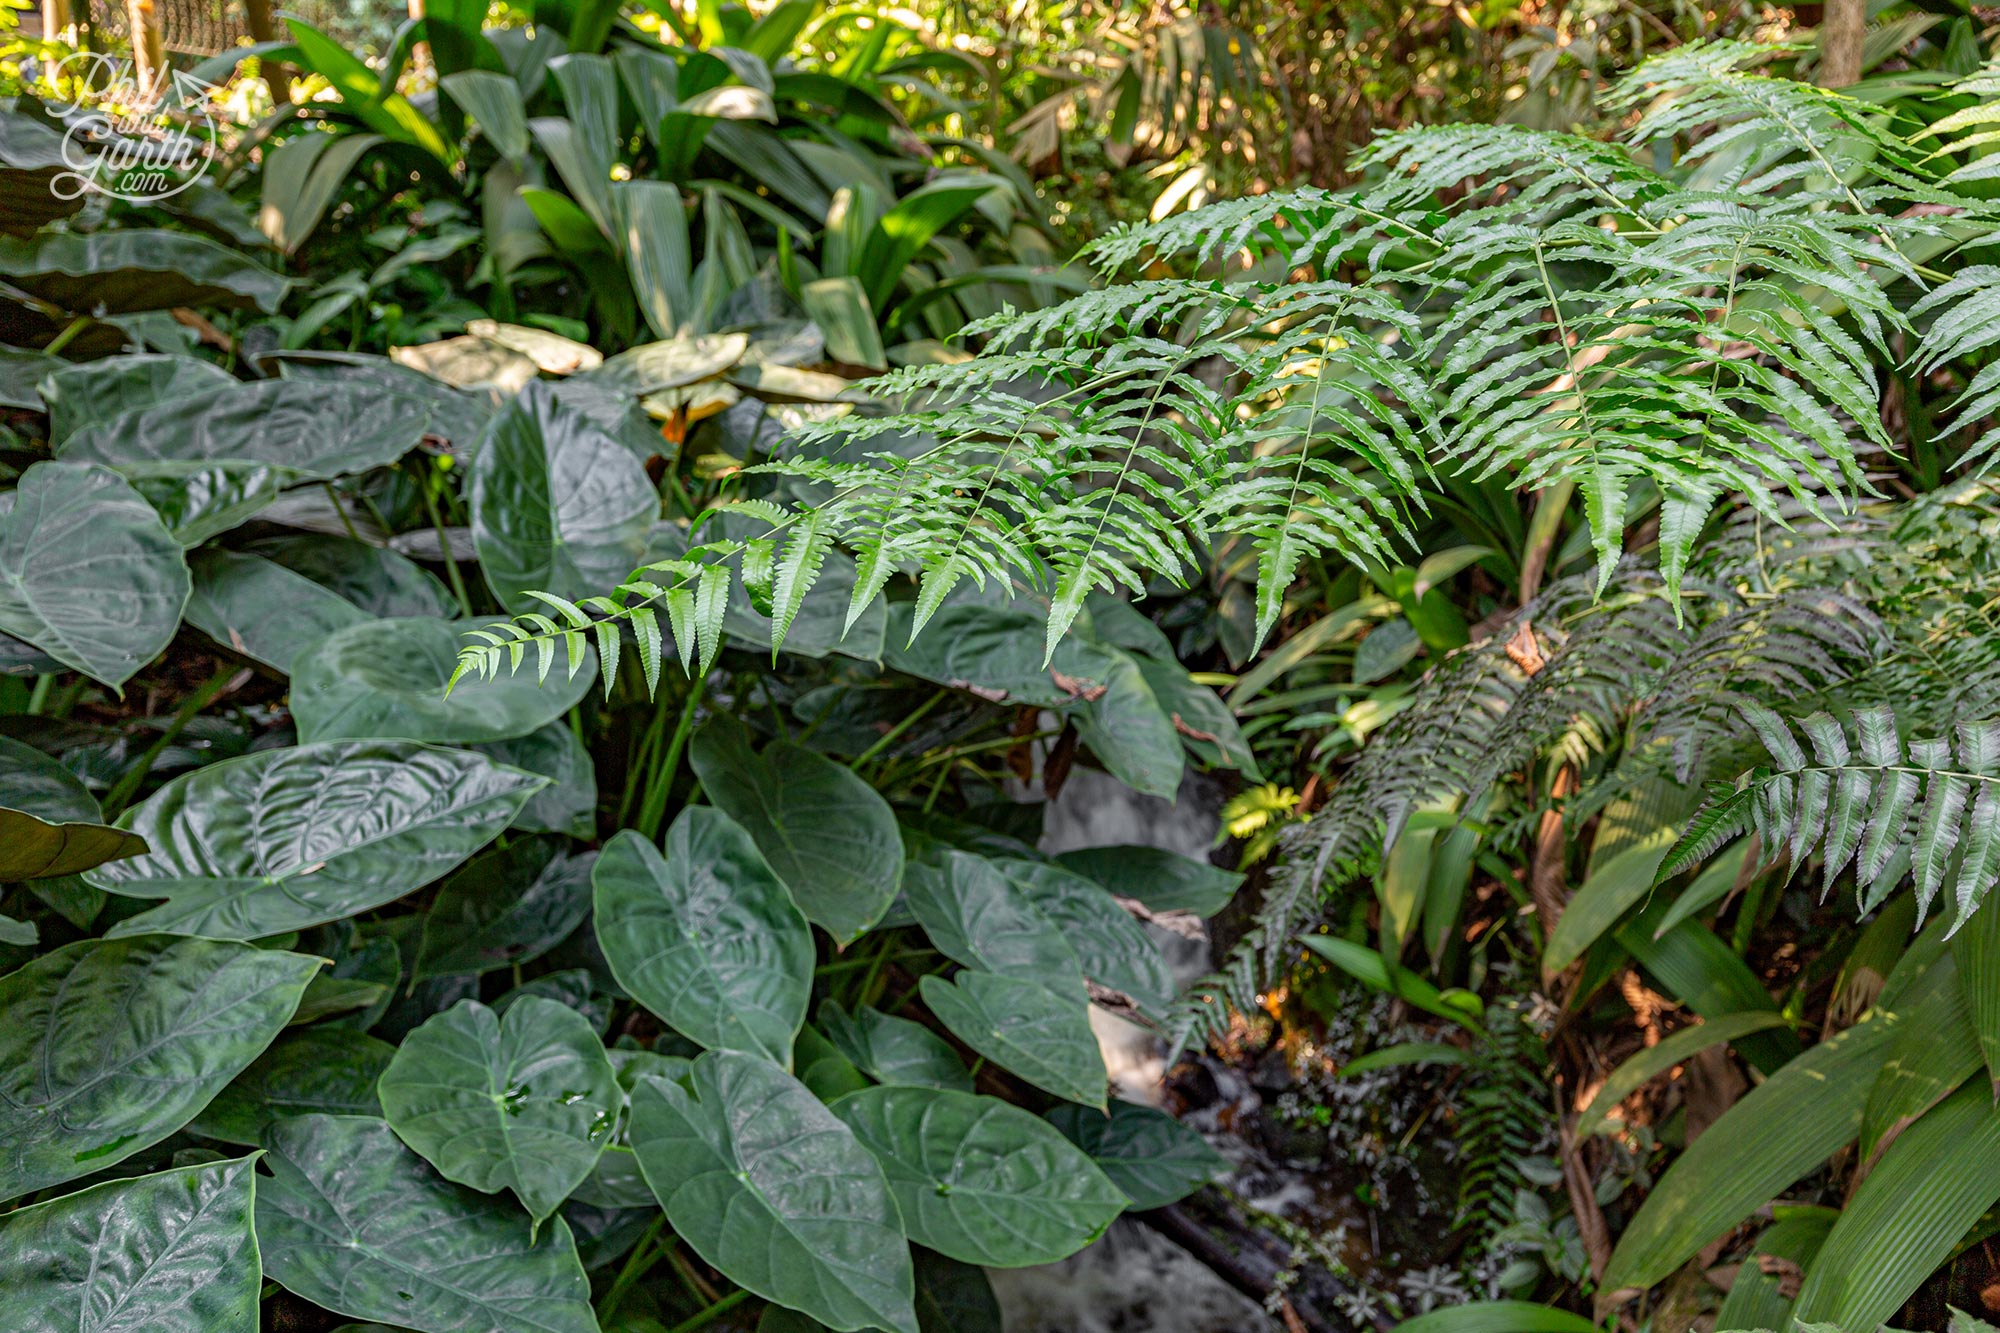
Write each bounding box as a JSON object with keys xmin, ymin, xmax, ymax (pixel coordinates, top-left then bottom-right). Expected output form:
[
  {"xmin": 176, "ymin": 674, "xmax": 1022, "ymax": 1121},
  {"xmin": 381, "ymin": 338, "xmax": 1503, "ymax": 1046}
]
[
  {"xmin": 102, "ymin": 665, "xmax": 243, "ymax": 819},
  {"xmin": 595, "ymin": 1214, "xmax": 666, "ymax": 1320},
  {"xmin": 666, "ymin": 1289, "xmax": 750, "ymax": 1333},
  {"xmin": 41, "ymin": 315, "xmax": 91, "ymax": 357},
  {"xmin": 636, "ymin": 670, "xmax": 708, "ymax": 841},
  {"xmin": 849, "ymin": 688, "xmax": 946, "ymax": 772},
  {"xmin": 415, "ymin": 464, "xmax": 475, "ymax": 617}
]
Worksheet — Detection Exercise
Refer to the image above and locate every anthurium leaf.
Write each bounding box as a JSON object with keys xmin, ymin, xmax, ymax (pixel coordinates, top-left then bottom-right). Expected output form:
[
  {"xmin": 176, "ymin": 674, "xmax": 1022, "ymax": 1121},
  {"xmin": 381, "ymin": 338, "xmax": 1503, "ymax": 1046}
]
[
  {"xmin": 124, "ymin": 460, "xmax": 305, "ymax": 547},
  {"xmin": 1393, "ymin": 1303, "xmax": 1603, "ymax": 1333},
  {"xmin": 0, "ymin": 935, "xmax": 317, "ymax": 1201},
  {"xmin": 919, "ymin": 971, "xmax": 1106, "ymax": 1108},
  {"xmin": 1793, "ymin": 1080, "xmax": 2000, "ymax": 1331},
  {"xmin": 689, "ymin": 714, "xmax": 903, "ymax": 944},
  {"xmin": 629, "ymin": 1050, "xmax": 918, "ymax": 1333},
  {"xmin": 291, "ymin": 616, "xmax": 594, "ymax": 744},
  {"xmin": 470, "ymin": 381, "xmax": 657, "ymax": 613},
  {"xmin": 414, "ymin": 839, "xmax": 596, "ymax": 979},
  {"xmin": 1577, "ymin": 1011, "xmax": 1794, "ymax": 1138},
  {"xmin": 0, "ymin": 461, "xmax": 189, "ymax": 689},
  {"xmin": 471, "ymin": 722, "xmax": 598, "ymax": 839},
  {"xmin": 996, "ymin": 858, "xmax": 1176, "ymax": 1014},
  {"xmin": 904, "ymin": 850, "xmax": 1081, "ymax": 987},
  {"xmin": 256, "ymin": 1114, "xmax": 599, "ymax": 1333},
  {"xmin": 832, "ymin": 1085, "xmax": 1125, "ymax": 1266},
  {"xmin": 819, "ymin": 1000, "xmax": 973, "ymax": 1092},
  {"xmin": 89, "ymin": 741, "xmax": 544, "ymax": 939},
  {"xmin": 0, "ymin": 1154, "xmax": 261, "ymax": 1333},
  {"xmin": 37, "ymin": 353, "xmax": 237, "ymax": 447},
  {"xmin": 378, "ymin": 997, "xmax": 620, "ymax": 1227},
  {"xmin": 1044, "ymin": 1099, "xmax": 1229, "ymax": 1210},
  {"xmin": 60, "ymin": 377, "xmax": 456, "ymax": 482},
  {"xmin": 0, "ymin": 736, "xmax": 148, "ymax": 879},
  {"xmin": 183, "ymin": 548, "xmax": 368, "ymax": 673},
  {"xmin": 593, "ymin": 814, "xmax": 812, "ymax": 1065},
  {"xmin": 0, "ymin": 229, "xmax": 290, "ymax": 315},
  {"xmin": 1053, "ymin": 845, "xmax": 1243, "ymax": 917},
  {"xmin": 244, "ymin": 534, "xmax": 455, "ymax": 620},
  {"xmin": 189, "ymin": 1027, "xmax": 395, "ymax": 1145},
  {"xmin": 1602, "ymin": 973, "xmax": 1921, "ymax": 1292},
  {"xmin": 1072, "ymin": 651, "xmax": 1185, "ymax": 800}
]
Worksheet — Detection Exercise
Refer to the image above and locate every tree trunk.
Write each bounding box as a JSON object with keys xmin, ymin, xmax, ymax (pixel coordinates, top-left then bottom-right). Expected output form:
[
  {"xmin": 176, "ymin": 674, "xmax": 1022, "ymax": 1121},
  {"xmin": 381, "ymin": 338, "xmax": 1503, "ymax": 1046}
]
[
  {"xmin": 41, "ymin": 0, "xmax": 72, "ymax": 41},
  {"xmin": 1820, "ymin": 0, "xmax": 1866, "ymax": 88},
  {"xmin": 240, "ymin": 0, "xmax": 293, "ymax": 108}
]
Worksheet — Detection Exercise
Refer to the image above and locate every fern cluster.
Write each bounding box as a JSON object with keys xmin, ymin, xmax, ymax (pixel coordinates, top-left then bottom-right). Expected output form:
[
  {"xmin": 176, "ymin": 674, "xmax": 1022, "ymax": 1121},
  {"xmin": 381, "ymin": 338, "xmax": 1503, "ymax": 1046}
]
[{"xmin": 454, "ymin": 43, "xmax": 1994, "ymax": 698}]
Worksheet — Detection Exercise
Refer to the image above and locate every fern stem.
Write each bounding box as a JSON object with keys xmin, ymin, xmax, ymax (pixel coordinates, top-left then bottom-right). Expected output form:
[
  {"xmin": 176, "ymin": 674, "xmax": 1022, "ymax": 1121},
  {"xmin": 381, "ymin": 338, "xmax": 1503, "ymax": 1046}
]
[
  {"xmin": 635, "ymin": 671, "xmax": 708, "ymax": 841},
  {"xmin": 415, "ymin": 464, "xmax": 475, "ymax": 618}
]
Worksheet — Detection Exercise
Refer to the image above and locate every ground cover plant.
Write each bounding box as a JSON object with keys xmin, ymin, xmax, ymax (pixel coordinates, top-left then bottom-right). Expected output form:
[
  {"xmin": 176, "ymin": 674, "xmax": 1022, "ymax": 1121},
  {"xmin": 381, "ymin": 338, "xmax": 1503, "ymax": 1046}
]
[{"xmin": 11, "ymin": 1, "xmax": 2000, "ymax": 1330}]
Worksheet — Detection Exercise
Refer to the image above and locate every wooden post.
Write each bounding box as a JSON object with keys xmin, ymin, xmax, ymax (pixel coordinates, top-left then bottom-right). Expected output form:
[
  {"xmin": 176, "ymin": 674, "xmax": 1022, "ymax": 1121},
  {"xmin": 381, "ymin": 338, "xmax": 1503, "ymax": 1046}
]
[
  {"xmin": 241, "ymin": 0, "xmax": 293, "ymax": 107},
  {"xmin": 1820, "ymin": 0, "xmax": 1865, "ymax": 88},
  {"xmin": 125, "ymin": 0, "xmax": 165, "ymax": 99},
  {"xmin": 41, "ymin": 0, "xmax": 73, "ymax": 41}
]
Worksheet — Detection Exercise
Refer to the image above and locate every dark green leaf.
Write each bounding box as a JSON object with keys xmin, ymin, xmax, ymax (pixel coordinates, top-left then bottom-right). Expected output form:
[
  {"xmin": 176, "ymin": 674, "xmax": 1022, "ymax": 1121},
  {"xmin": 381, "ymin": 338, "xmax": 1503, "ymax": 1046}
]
[
  {"xmin": 189, "ymin": 1027, "xmax": 395, "ymax": 1145},
  {"xmin": 919, "ymin": 971, "xmax": 1106, "ymax": 1108},
  {"xmin": 0, "ymin": 229, "xmax": 289, "ymax": 315},
  {"xmin": 0, "ymin": 936, "xmax": 317, "ymax": 1201},
  {"xmin": 291, "ymin": 617, "xmax": 594, "ymax": 744},
  {"xmin": 0, "ymin": 461, "xmax": 189, "ymax": 689},
  {"xmin": 414, "ymin": 840, "xmax": 596, "ymax": 978},
  {"xmin": 256, "ymin": 1114, "xmax": 598, "ymax": 1333},
  {"xmin": 471, "ymin": 722, "xmax": 599, "ymax": 839},
  {"xmin": 690, "ymin": 715, "xmax": 904, "ymax": 944},
  {"xmin": 819, "ymin": 1000, "xmax": 973, "ymax": 1092},
  {"xmin": 905, "ymin": 850, "xmax": 1081, "ymax": 987},
  {"xmin": 833, "ymin": 1085, "xmax": 1125, "ymax": 1266},
  {"xmin": 90, "ymin": 741, "xmax": 543, "ymax": 939},
  {"xmin": 593, "ymin": 815, "xmax": 812, "ymax": 1064},
  {"xmin": 1053, "ymin": 845, "xmax": 1242, "ymax": 917},
  {"xmin": 378, "ymin": 997, "xmax": 619, "ymax": 1226},
  {"xmin": 0, "ymin": 736, "xmax": 148, "ymax": 879},
  {"xmin": 998, "ymin": 858, "xmax": 1175, "ymax": 1013},
  {"xmin": 183, "ymin": 548, "xmax": 367, "ymax": 673},
  {"xmin": 629, "ymin": 1050, "xmax": 918, "ymax": 1333},
  {"xmin": 245, "ymin": 534, "xmax": 455, "ymax": 620},
  {"xmin": 0, "ymin": 1155, "xmax": 261, "ymax": 1333}
]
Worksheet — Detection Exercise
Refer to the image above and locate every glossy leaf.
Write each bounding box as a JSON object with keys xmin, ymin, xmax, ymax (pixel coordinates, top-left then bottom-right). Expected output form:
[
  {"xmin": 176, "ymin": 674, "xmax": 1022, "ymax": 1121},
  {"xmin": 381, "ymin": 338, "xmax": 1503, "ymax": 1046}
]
[
  {"xmin": 378, "ymin": 997, "xmax": 620, "ymax": 1226},
  {"xmin": 0, "ymin": 1155, "xmax": 261, "ymax": 1333},
  {"xmin": 1045, "ymin": 1099, "xmax": 1228, "ymax": 1209},
  {"xmin": 1053, "ymin": 845, "xmax": 1242, "ymax": 917},
  {"xmin": 690, "ymin": 715, "xmax": 904, "ymax": 944},
  {"xmin": 414, "ymin": 840, "xmax": 596, "ymax": 979},
  {"xmin": 834, "ymin": 1085, "xmax": 1125, "ymax": 1266},
  {"xmin": 256, "ymin": 1114, "xmax": 599, "ymax": 1333},
  {"xmin": 245, "ymin": 534, "xmax": 455, "ymax": 620},
  {"xmin": 470, "ymin": 382, "xmax": 657, "ymax": 613},
  {"xmin": 998, "ymin": 858, "xmax": 1175, "ymax": 1013},
  {"xmin": 291, "ymin": 616, "xmax": 594, "ymax": 744},
  {"xmin": 90, "ymin": 741, "xmax": 543, "ymax": 939},
  {"xmin": 0, "ymin": 936, "xmax": 317, "ymax": 1200},
  {"xmin": 593, "ymin": 814, "xmax": 812, "ymax": 1063},
  {"xmin": 183, "ymin": 548, "xmax": 367, "ymax": 673},
  {"xmin": 0, "ymin": 229, "xmax": 290, "ymax": 315},
  {"xmin": 629, "ymin": 1050, "xmax": 918, "ymax": 1333},
  {"xmin": 919, "ymin": 971, "xmax": 1106, "ymax": 1108},
  {"xmin": 0, "ymin": 461, "xmax": 189, "ymax": 688},
  {"xmin": 471, "ymin": 722, "xmax": 599, "ymax": 839},
  {"xmin": 904, "ymin": 849, "xmax": 1081, "ymax": 988}
]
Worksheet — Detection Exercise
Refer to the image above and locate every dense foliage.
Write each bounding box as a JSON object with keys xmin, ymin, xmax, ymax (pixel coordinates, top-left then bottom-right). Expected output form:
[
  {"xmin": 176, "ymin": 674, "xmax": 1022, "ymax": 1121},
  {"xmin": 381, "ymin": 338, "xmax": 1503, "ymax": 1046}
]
[{"xmin": 10, "ymin": 0, "xmax": 2000, "ymax": 1329}]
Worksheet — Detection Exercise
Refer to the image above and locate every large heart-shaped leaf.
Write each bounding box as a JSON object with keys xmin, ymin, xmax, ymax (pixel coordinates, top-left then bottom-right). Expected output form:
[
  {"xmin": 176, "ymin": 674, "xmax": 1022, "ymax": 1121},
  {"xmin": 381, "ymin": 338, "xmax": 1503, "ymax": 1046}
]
[
  {"xmin": 0, "ymin": 735, "xmax": 148, "ymax": 879},
  {"xmin": 904, "ymin": 849, "xmax": 1081, "ymax": 987},
  {"xmin": 690, "ymin": 715, "xmax": 903, "ymax": 944},
  {"xmin": 414, "ymin": 840, "xmax": 596, "ymax": 978},
  {"xmin": 0, "ymin": 461, "xmax": 189, "ymax": 688},
  {"xmin": 470, "ymin": 381, "xmax": 657, "ymax": 612},
  {"xmin": 997, "ymin": 859, "xmax": 1175, "ymax": 1014},
  {"xmin": 630, "ymin": 1050, "xmax": 918, "ymax": 1333},
  {"xmin": 290, "ymin": 616, "xmax": 595, "ymax": 744},
  {"xmin": 126, "ymin": 460, "xmax": 306, "ymax": 547},
  {"xmin": 190, "ymin": 1027, "xmax": 396, "ymax": 1146},
  {"xmin": 61, "ymin": 377, "xmax": 454, "ymax": 482},
  {"xmin": 184, "ymin": 548, "xmax": 368, "ymax": 673},
  {"xmin": 0, "ymin": 936, "xmax": 317, "ymax": 1200},
  {"xmin": 593, "ymin": 813, "xmax": 812, "ymax": 1064},
  {"xmin": 38, "ymin": 353, "xmax": 237, "ymax": 447},
  {"xmin": 0, "ymin": 229, "xmax": 291, "ymax": 315},
  {"xmin": 919, "ymin": 971, "xmax": 1106, "ymax": 1108},
  {"xmin": 88, "ymin": 741, "xmax": 544, "ymax": 939},
  {"xmin": 1045, "ymin": 1099, "xmax": 1228, "ymax": 1209},
  {"xmin": 819, "ymin": 1000, "xmax": 972, "ymax": 1092},
  {"xmin": 378, "ymin": 997, "xmax": 619, "ymax": 1226},
  {"xmin": 256, "ymin": 1114, "xmax": 599, "ymax": 1333},
  {"xmin": 0, "ymin": 1155, "xmax": 261, "ymax": 1333},
  {"xmin": 832, "ymin": 1085, "xmax": 1125, "ymax": 1266}
]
